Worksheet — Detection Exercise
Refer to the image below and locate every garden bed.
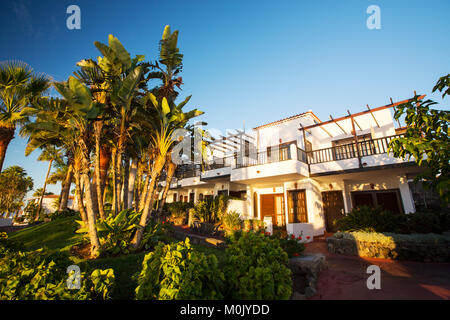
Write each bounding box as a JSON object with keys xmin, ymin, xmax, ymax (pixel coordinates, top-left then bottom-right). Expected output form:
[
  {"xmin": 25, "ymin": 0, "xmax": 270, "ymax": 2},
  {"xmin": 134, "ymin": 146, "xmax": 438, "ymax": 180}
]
[
  {"xmin": 170, "ymin": 225, "xmax": 227, "ymax": 249},
  {"xmin": 327, "ymin": 231, "xmax": 450, "ymax": 262}
]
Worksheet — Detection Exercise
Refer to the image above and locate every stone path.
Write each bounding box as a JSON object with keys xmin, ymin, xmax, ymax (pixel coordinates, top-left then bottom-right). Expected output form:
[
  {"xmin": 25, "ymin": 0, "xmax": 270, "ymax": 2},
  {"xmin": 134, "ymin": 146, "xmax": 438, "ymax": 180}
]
[{"xmin": 305, "ymin": 238, "xmax": 450, "ymax": 300}]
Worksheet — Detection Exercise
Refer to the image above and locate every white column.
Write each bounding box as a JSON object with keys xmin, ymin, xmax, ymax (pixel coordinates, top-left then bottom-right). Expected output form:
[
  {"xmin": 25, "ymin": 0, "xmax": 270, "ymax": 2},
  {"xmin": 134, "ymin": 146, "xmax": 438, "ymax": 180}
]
[{"xmin": 399, "ymin": 175, "xmax": 415, "ymax": 214}]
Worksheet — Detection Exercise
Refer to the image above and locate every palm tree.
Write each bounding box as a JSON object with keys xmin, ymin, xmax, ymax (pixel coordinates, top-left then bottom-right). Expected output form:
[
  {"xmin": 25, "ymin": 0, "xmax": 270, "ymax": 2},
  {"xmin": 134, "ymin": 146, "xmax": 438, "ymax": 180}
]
[
  {"xmin": 131, "ymin": 95, "xmax": 203, "ymax": 248},
  {"xmin": 52, "ymin": 77, "xmax": 102, "ymax": 257},
  {"xmin": 0, "ymin": 61, "xmax": 50, "ymax": 171},
  {"xmin": 34, "ymin": 146, "xmax": 62, "ymax": 221}
]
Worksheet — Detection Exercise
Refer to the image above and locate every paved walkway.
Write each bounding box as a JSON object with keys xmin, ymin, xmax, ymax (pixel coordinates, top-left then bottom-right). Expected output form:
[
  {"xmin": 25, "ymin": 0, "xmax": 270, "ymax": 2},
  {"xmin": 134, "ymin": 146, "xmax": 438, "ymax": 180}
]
[{"xmin": 305, "ymin": 238, "xmax": 450, "ymax": 300}]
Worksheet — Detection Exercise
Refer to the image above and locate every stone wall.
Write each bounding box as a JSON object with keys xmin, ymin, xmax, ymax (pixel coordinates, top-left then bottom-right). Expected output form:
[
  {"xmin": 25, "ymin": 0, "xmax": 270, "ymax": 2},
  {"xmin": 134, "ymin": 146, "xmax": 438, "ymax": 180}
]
[{"xmin": 327, "ymin": 236, "xmax": 450, "ymax": 262}]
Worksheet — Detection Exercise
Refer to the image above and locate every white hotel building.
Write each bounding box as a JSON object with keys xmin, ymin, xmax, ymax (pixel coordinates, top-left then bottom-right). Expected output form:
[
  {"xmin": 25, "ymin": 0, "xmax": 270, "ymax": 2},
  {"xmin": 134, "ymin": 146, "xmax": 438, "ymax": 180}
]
[{"xmin": 164, "ymin": 97, "xmax": 427, "ymax": 241}]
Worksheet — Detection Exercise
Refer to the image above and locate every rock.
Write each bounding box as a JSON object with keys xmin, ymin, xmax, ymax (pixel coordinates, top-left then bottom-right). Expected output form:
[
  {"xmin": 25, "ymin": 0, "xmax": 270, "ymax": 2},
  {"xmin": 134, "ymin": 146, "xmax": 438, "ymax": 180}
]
[
  {"xmin": 305, "ymin": 286, "xmax": 316, "ymax": 299},
  {"xmin": 291, "ymin": 292, "xmax": 306, "ymax": 300}
]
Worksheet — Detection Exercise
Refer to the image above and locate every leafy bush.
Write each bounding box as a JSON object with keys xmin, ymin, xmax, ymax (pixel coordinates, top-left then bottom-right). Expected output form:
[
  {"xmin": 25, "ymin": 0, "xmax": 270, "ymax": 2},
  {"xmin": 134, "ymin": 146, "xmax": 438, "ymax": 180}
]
[
  {"xmin": 190, "ymin": 221, "xmax": 222, "ymax": 237},
  {"xmin": 192, "ymin": 195, "xmax": 229, "ymax": 223},
  {"xmin": 221, "ymin": 210, "xmax": 242, "ymax": 232},
  {"xmin": 336, "ymin": 206, "xmax": 407, "ymax": 233},
  {"xmin": 252, "ymin": 219, "xmax": 265, "ymax": 231},
  {"xmin": 135, "ymin": 238, "xmax": 224, "ymax": 300},
  {"xmin": 336, "ymin": 206, "xmax": 450, "ymax": 234},
  {"xmin": 334, "ymin": 231, "xmax": 450, "ymax": 245},
  {"xmin": 167, "ymin": 202, "xmax": 191, "ymax": 219},
  {"xmin": 0, "ymin": 247, "xmax": 115, "ymax": 300},
  {"xmin": 0, "ymin": 232, "xmax": 25, "ymax": 255},
  {"xmin": 406, "ymin": 209, "xmax": 450, "ymax": 234},
  {"xmin": 223, "ymin": 231, "xmax": 292, "ymax": 300},
  {"xmin": 330, "ymin": 231, "xmax": 450, "ymax": 262},
  {"xmin": 139, "ymin": 218, "xmax": 171, "ymax": 251},
  {"xmin": 49, "ymin": 208, "xmax": 79, "ymax": 221},
  {"xmin": 269, "ymin": 231, "xmax": 305, "ymax": 258},
  {"xmin": 76, "ymin": 209, "xmax": 140, "ymax": 256}
]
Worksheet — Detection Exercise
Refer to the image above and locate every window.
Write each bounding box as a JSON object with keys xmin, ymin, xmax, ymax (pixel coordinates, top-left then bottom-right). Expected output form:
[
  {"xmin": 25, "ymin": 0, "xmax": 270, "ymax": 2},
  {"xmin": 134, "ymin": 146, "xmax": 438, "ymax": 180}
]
[
  {"xmin": 173, "ymin": 194, "xmax": 177, "ymax": 202},
  {"xmin": 218, "ymin": 190, "xmax": 229, "ymax": 196},
  {"xmin": 351, "ymin": 189, "xmax": 403, "ymax": 214},
  {"xmin": 199, "ymin": 193, "xmax": 204, "ymax": 201}
]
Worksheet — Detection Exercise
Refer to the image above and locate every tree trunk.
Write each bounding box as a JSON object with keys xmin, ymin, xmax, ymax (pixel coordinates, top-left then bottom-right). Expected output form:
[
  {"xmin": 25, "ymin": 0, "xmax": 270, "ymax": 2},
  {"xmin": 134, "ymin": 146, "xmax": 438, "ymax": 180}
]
[
  {"xmin": 157, "ymin": 160, "xmax": 176, "ymax": 217},
  {"xmin": 0, "ymin": 126, "xmax": 15, "ymax": 172},
  {"xmin": 127, "ymin": 158, "xmax": 138, "ymax": 209},
  {"xmin": 122, "ymin": 154, "xmax": 130, "ymax": 209},
  {"xmin": 131, "ymin": 154, "xmax": 166, "ymax": 249},
  {"xmin": 74, "ymin": 171, "xmax": 88, "ymax": 224},
  {"xmin": 91, "ymin": 172, "xmax": 100, "ymax": 218},
  {"xmin": 98, "ymin": 144, "xmax": 111, "ymax": 217},
  {"xmin": 111, "ymin": 148, "xmax": 117, "ymax": 214},
  {"xmin": 115, "ymin": 151, "xmax": 123, "ymax": 212},
  {"xmin": 36, "ymin": 158, "xmax": 53, "ymax": 222},
  {"xmin": 94, "ymin": 121, "xmax": 106, "ymax": 220},
  {"xmin": 59, "ymin": 162, "xmax": 74, "ymax": 211},
  {"xmin": 138, "ymin": 171, "xmax": 151, "ymax": 212},
  {"xmin": 81, "ymin": 172, "xmax": 101, "ymax": 257}
]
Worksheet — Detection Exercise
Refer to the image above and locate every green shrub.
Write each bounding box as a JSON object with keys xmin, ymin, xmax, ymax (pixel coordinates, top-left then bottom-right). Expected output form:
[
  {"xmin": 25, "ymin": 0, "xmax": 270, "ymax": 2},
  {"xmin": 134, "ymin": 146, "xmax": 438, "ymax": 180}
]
[
  {"xmin": 334, "ymin": 231, "xmax": 450, "ymax": 245},
  {"xmin": 336, "ymin": 206, "xmax": 407, "ymax": 233},
  {"xmin": 190, "ymin": 221, "xmax": 222, "ymax": 237},
  {"xmin": 135, "ymin": 238, "xmax": 224, "ymax": 300},
  {"xmin": 337, "ymin": 206, "xmax": 450, "ymax": 234},
  {"xmin": 0, "ymin": 232, "xmax": 25, "ymax": 255},
  {"xmin": 192, "ymin": 195, "xmax": 229, "ymax": 223},
  {"xmin": 167, "ymin": 202, "xmax": 191, "ymax": 219},
  {"xmin": 139, "ymin": 218, "xmax": 170, "ymax": 251},
  {"xmin": 406, "ymin": 209, "xmax": 450, "ymax": 234},
  {"xmin": 49, "ymin": 208, "xmax": 79, "ymax": 221},
  {"xmin": 221, "ymin": 210, "xmax": 242, "ymax": 232},
  {"xmin": 76, "ymin": 209, "xmax": 140, "ymax": 256},
  {"xmin": 332, "ymin": 231, "xmax": 450, "ymax": 261},
  {"xmin": 252, "ymin": 219, "xmax": 265, "ymax": 231},
  {"xmin": 0, "ymin": 247, "xmax": 115, "ymax": 300},
  {"xmin": 224, "ymin": 231, "xmax": 292, "ymax": 300},
  {"xmin": 269, "ymin": 231, "xmax": 305, "ymax": 258}
]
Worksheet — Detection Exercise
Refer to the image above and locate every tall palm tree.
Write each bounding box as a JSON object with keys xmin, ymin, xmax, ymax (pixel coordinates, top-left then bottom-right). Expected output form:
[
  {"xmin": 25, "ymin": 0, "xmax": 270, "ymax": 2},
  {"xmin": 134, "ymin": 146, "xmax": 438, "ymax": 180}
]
[
  {"xmin": 0, "ymin": 61, "xmax": 50, "ymax": 171},
  {"xmin": 34, "ymin": 146, "xmax": 62, "ymax": 221}
]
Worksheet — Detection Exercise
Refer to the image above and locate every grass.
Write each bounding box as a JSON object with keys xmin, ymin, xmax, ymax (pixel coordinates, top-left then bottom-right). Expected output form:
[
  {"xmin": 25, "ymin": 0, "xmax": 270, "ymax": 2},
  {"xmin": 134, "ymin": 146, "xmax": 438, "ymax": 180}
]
[
  {"xmin": 7, "ymin": 217, "xmax": 227, "ymax": 299},
  {"xmin": 8, "ymin": 216, "xmax": 82, "ymax": 252}
]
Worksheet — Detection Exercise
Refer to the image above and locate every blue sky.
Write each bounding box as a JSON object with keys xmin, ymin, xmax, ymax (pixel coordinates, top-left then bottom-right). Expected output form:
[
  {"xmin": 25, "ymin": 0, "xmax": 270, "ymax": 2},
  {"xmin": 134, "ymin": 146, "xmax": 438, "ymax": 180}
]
[{"xmin": 1, "ymin": 0, "xmax": 449, "ymax": 195}]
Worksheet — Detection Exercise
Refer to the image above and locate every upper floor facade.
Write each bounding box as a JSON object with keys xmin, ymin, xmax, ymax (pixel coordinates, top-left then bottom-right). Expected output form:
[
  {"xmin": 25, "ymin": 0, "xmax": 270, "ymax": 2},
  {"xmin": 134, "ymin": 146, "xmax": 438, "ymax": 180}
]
[{"xmin": 169, "ymin": 96, "xmax": 421, "ymax": 189}]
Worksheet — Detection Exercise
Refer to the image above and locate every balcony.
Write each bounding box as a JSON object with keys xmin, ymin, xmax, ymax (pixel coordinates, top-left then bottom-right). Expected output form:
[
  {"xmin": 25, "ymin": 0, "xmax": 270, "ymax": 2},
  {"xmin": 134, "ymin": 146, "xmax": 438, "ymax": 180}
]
[
  {"xmin": 170, "ymin": 135, "xmax": 407, "ymax": 185},
  {"xmin": 308, "ymin": 134, "xmax": 408, "ymax": 174},
  {"xmin": 231, "ymin": 143, "xmax": 309, "ymax": 182},
  {"xmin": 307, "ymin": 134, "xmax": 403, "ymax": 164}
]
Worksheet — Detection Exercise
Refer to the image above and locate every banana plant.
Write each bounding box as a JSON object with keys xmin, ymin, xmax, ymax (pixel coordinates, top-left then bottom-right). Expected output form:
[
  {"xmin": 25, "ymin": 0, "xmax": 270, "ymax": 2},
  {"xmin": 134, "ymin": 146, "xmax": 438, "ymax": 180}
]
[{"xmin": 76, "ymin": 209, "xmax": 141, "ymax": 255}]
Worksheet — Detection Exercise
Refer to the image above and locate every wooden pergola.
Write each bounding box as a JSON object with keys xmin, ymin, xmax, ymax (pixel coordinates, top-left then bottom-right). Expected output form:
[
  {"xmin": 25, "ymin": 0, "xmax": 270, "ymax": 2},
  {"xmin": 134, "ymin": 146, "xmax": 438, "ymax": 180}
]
[{"xmin": 298, "ymin": 95, "xmax": 425, "ymax": 168}]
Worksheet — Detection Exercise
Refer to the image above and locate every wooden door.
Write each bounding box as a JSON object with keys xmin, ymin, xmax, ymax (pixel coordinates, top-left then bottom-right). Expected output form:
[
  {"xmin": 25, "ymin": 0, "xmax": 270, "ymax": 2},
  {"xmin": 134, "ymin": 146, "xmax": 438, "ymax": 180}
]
[
  {"xmin": 287, "ymin": 190, "xmax": 308, "ymax": 223},
  {"xmin": 322, "ymin": 191, "xmax": 345, "ymax": 232},
  {"xmin": 260, "ymin": 194, "xmax": 285, "ymax": 226}
]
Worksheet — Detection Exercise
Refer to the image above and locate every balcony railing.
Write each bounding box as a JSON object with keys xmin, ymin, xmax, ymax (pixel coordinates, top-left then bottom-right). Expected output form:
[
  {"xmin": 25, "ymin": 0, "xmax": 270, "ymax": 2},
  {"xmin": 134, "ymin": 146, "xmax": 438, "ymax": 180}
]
[
  {"xmin": 171, "ymin": 135, "xmax": 403, "ymax": 176},
  {"xmin": 205, "ymin": 156, "xmax": 235, "ymax": 170},
  {"xmin": 307, "ymin": 134, "xmax": 403, "ymax": 164},
  {"xmin": 235, "ymin": 145, "xmax": 294, "ymax": 168}
]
